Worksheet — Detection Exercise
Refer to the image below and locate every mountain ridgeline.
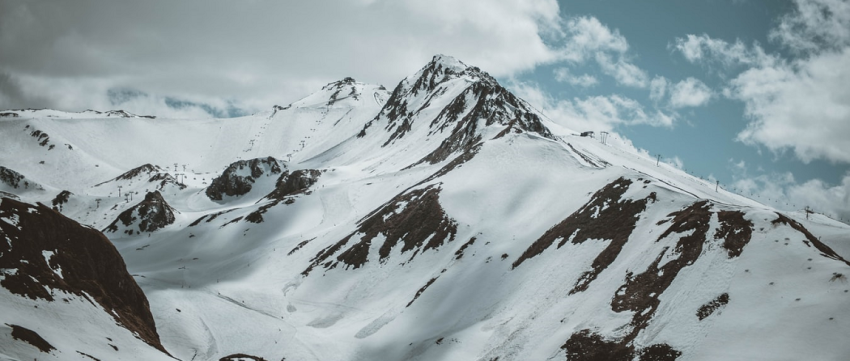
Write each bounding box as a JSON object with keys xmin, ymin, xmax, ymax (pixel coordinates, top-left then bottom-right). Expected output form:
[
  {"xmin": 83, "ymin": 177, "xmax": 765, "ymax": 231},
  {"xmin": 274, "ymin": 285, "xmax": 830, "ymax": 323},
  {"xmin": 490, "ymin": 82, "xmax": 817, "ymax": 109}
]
[{"xmin": 0, "ymin": 54, "xmax": 848, "ymax": 361}]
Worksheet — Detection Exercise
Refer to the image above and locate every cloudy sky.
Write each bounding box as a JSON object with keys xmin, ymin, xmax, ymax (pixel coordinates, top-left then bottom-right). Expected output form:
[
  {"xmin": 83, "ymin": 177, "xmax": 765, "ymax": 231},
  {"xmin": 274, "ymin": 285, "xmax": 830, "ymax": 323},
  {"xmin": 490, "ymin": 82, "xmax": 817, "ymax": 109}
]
[{"xmin": 1, "ymin": 0, "xmax": 848, "ymax": 221}]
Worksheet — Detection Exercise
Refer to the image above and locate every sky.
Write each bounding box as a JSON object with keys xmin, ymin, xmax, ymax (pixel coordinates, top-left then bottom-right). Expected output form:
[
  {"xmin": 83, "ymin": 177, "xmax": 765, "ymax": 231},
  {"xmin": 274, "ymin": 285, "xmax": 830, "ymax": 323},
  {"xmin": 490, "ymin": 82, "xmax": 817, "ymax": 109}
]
[{"xmin": 0, "ymin": 0, "xmax": 848, "ymax": 221}]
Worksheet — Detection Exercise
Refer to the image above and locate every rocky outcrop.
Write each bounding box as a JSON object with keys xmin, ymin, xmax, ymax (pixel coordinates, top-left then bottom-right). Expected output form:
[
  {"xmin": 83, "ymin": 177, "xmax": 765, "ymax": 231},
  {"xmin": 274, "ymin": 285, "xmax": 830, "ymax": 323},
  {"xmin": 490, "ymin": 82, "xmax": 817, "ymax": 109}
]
[
  {"xmin": 304, "ymin": 184, "xmax": 458, "ymax": 275},
  {"xmin": 264, "ymin": 169, "xmax": 322, "ymax": 201},
  {"xmin": 0, "ymin": 166, "xmax": 42, "ymax": 191},
  {"xmin": 359, "ymin": 55, "xmax": 554, "ymax": 166},
  {"xmin": 51, "ymin": 190, "xmax": 73, "ymax": 211},
  {"xmin": 104, "ymin": 191, "xmax": 176, "ymax": 234},
  {"xmin": 206, "ymin": 157, "xmax": 283, "ymax": 201},
  {"xmin": 95, "ymin": 164, "xmax": 163, "ymax": 187},
  {"xmin": 513, "ymin": 177, "xmax": 656, "ymax": 296},
  {"xmin": 0, "ymin": 197, "xmax": 167, "ymax": 353},
  {"xmin": 244, "ymin": 169, "xmax": 322, "ymax": 224}
]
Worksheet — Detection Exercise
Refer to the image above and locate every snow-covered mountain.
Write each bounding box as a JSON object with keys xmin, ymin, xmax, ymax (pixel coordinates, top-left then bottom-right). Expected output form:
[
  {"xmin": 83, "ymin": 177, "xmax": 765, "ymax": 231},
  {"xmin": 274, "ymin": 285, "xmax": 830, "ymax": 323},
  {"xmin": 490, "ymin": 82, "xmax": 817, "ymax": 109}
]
[{"xmin": 1, "ymin": 55, "xmax": 849, "ymax": 361}]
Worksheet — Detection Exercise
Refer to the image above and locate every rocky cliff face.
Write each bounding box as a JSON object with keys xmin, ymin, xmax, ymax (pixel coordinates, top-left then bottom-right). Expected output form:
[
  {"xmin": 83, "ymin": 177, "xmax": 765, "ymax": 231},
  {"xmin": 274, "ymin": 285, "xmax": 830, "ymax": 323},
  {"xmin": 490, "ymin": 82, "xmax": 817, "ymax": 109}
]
[
  {"xmin": 104, "ymin": 191, "xmax": 176, "ymax": 235},
  {"xmin": 206, "ymin": 156, "xmax": 283, "ymax": 200},
  {"xmin": 0, "ymin": 197, "xmax": 168, "ymax": 354}
]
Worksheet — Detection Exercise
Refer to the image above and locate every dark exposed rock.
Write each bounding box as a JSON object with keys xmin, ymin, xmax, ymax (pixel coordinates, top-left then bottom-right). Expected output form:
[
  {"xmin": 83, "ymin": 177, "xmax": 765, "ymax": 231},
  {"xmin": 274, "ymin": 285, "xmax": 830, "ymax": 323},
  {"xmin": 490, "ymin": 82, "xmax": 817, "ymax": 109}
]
[
  {"xmin": 359, "ymin": 55, "xmax": 553, "ymax": 167},
  {"xmin": 772, "ymin": 213, "xmax": 850, "ymax": 266},
  {"xmin": 513, "ymin": 178, "xmax": 655, "ymax": 295},
  {"xmin": 638, "ymin": 344, "xmax": 682, "ymax": 361},
  {"xmin": 0, "ymin": 198, "xmax": 168, "ymax": 353},
  {"xmin": 219, "ymin": 354, "xmax": 268, "ymax": 361},
  {"xmin": 51, "ymin": 190, "xmax": 73, "ymax": 210},
  {"xmin": 562, "ymin": 330, "xmax": 633, "ymax": 361},
  {"xmin": 0, "ymin": 166, "xmax": 25, "ymax": 189},
  {"xmin": 206, "ymin": 157, "xmax": 282, "ymax": 201},
  {"xmin": 288, "ymin": 238, "xmax": 314, "ymax": 256},
  {"xmin": 189, "ymin": 209, "xmax": 236, "ymax": 227},
  {"xmin": 454, "ymin": 237, "xmax": 476, "ymax": 260},
  {"xmin": 0, "ymin": 112, "xmax": 19, "ymax": 117},
  {"xmin": 264, "ymin": 169, "xmax": 322, "ymax": 201},
  {"xmin": 103, "ymin": 191, "xmax": 176, "ymax": 234},
  {"xmin": 406, "ymin": 277, "xmax": 438, "ymax": 307},
  {"xmin": 8, "ymin": 324, "xmax": 55, "ymax": 353},
  {"xmin": 696, "ymin": 293, "xmax": 729, "ymax": 320},
  {"xmin": 303, "ymin": 185, "xmax": 457, "ymax": 275},
  {"xmin": 715, "ymin": 211, "xmax": 753, "ymax": 258},
  {"xmin": 561, "ymin": 329, "xmax": 680, "ymax": 361},
  {"xmin": 325, "ymin": 77, "xmax": 360, "ymax": 106},
  {"xmin": 30, "ymin": 129, "xmax": 51, "ymax": 147},
  {"xmin": 148, "ymin": 172, "xmax": 187, "ymax": 191},
  {"xmin": 611, "ymin": 201, "xmax": 713, "ymax": 342},
  {"xmin": 95, "ymin": 164, "xmax": 163, "ymax": 186},
  {"xmin": 243, "ymin": 168, "xmax": 322, "ymax": 223}
]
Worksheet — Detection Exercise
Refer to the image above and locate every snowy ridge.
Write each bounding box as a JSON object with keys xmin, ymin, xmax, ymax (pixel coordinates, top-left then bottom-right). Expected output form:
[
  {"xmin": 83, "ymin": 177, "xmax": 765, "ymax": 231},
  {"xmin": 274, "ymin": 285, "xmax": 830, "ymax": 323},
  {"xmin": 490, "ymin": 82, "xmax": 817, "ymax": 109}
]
[{"xmin": 0, "ymin": 55, "xmax": 849, "ymax": 361}]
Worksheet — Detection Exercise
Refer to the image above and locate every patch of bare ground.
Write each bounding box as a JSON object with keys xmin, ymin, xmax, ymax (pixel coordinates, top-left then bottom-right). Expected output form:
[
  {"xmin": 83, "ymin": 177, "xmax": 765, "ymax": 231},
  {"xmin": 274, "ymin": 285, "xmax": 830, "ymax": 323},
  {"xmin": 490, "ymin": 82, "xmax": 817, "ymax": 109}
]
[
  {"xmin": 288, "ymin": 238, "xmax": 315, "ymax": 256},
  {"xmin": 0, "ymin": 198, "xmax": 168, "ymax": 354},
  {"xmin": 562, "ymin": 329, "xmax": 680, "ymax": 361},
  {"xmin": 189, "ymin": 209, "xmax": 236, "ymax": 226},
  {"xmin": 696, "ymin": 293, "xmax": 729, "ymax": 321},
  {"xmin": 303, "ymin": 185, "xmax": 457, "ymax": 275},
  {"xmin": 8, "ymin": 324, "xmax": 55, "ymax": 353},
  {"xmin": 51, "ymin": 190, "xmax": 72, "ymax": 210},
  {"xmin": 406, "ymin": 277, "xmax": 438, "ymax": 307},
  {"xmin": 219, "ymin": 354, "xmax": 268, "ymax": 361},
  {"xmin": 76, "ymin": 351, "xmax": 102, "ymax": 360},
  {"xmin": 454, "ymin": 237, "xmax": 477, "ymax": 260},
  {"xmin": 772, "ymin": 213, "xmax": 850, "ymax": 266},
  {"xmin": 513, "ymin": 177, "xmax": 656, "ymax": 295},
  {"xmin": 715, "ymin": 211, "xmax": 753, "ymax": 258},
  {"xmin": 611, "ymin": 201, "xmax": 712, "ymax": 343}
]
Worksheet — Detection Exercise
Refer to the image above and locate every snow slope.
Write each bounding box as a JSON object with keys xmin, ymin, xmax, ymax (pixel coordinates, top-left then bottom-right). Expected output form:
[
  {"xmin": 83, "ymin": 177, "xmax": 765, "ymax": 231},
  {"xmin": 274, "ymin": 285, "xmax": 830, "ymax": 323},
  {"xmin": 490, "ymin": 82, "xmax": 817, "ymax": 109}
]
[{"xmin": 1, "ymin": 55, "xmax": 849, "ymax": 361}]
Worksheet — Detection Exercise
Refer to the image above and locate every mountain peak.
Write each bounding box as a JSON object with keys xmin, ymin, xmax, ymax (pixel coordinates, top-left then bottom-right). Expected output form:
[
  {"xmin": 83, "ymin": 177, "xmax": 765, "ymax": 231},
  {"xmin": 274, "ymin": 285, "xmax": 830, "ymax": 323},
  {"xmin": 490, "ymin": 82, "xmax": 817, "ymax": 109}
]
[{"xmin": 428, "ymin": 54, "xmax": 468, "ymax": 73}]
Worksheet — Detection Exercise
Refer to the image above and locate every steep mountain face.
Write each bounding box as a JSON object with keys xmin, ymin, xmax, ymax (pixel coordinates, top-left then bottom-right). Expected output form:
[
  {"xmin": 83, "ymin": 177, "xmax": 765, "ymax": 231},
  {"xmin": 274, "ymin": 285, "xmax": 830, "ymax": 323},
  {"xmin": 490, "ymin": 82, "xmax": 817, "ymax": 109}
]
[
  {"xmin": 104, "ymin": 191, "xmax": 176, "ymax": 234},
  {"xmin": 206, "ymin": 156, "xmax": 283, "ymax": 200},
  {"xmin": 1, "ymin": 55, "xmax": 849, "ymax": 361},
  {"xmin": 359, "ymin": 54, "xmax": 554, "ymax": 167},
  {"xmin": 0, "ymin": 197, "xmax": 170, "ymax": 360}
]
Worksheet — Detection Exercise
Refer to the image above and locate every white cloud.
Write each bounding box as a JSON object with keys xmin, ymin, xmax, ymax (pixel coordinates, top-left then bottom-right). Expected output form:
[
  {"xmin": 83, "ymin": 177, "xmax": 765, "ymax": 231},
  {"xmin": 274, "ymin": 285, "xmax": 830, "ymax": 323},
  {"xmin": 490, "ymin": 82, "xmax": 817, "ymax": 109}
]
[
  {"xmin": 560, "ymin": 16, "xmax": 629, "ymax": 62},
  {"xmin": 672, "ymin": 34, "xmax": 767, "ymax": 67},
  {"xmin": 673, "ymin": 0, "xmax": 850, "ymax": 164},
  {"xmin": 0, "ymin": 0, "xmax": 570, "ymax": 115},
  {"xmin": 730, "ymin": 158, "xmax": 747, "ymax": 171},
  {"xmin": 669, "ymin": 77, "xmax": 713, "ymax": 108},
  {"xmin": 769, "ymin": 0, "xmax": 850, "ymax": 54},
  {"xmin": 731, "ymin": 47, "xmax": 850, "ymax": 163},
  {"xmin": 509, "ymin": 81, "xmax": 675, "ymax": 132},
  {"xmin": 558, "ymin": 16, "xmax": 649, "ymax": 88},
  {"xmin": 731, "ymin": 172, "xmax": 850, "ymax": 222},
  {"xmin": 553, "ymin": 68, "xmax": 598, "ymax": 87},
  {"xmin": 649, "ymin": 76, "xmax": 668, "ymax": 103},
  {"xmin": 594, "ymin": 53, "xmax": 649, "ymax": 88}
]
